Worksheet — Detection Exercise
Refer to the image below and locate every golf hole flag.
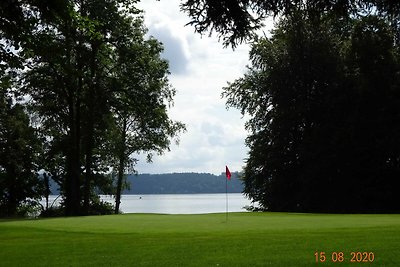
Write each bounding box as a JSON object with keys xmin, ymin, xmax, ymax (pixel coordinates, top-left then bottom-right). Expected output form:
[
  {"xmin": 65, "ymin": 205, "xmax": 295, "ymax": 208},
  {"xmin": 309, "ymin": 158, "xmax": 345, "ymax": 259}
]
[{"xmin": 226, "ymin": 166, "xmax": 231, "ymax": 180}]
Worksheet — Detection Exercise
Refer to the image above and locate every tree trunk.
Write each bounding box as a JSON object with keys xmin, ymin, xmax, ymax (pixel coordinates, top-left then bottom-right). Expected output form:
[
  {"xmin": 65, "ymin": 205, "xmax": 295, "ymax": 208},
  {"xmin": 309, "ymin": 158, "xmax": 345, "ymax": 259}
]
[
  {"xmin": 115, "ymin": 117, "xmax": 127, "ymax": 214},
  {"xmin": 83, "ymin": 84, "xmax": 94, "ymax": 215},
  {"xmin": 83, "ymin": 125, "xmax": 93, "ymax": 215},
  {"xmin": 83, "ymin": 41, "xmax": 99, "ymax": 215},
  {"xmin": 5, "ymin": 166, "xmax": 18, "ymax": 216},
  {"xmin": 64, "ymin": 18, "xmax": 81, "ymax": 216},
  {"xmin": 44, "ymin": 172, "xmax": 50, "ymax": 210},
  {"xmin": 66, "ymin": 100, "xmax": 81, "ymax": 216}
]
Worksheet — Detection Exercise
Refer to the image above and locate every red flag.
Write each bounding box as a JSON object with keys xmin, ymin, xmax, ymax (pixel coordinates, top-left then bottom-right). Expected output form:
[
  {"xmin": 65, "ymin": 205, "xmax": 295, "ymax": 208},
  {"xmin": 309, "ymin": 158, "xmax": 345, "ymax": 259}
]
[{"xmin": 225, "ymin": 166, "xmax": 231, "ymax": 180}]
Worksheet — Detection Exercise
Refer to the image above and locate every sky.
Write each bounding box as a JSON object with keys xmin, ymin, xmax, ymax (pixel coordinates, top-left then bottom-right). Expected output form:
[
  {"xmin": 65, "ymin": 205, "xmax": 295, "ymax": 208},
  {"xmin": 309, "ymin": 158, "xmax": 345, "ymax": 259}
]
[{"xmin": 134, "ymin": 0, "xmax": 255, "ymax": 175}]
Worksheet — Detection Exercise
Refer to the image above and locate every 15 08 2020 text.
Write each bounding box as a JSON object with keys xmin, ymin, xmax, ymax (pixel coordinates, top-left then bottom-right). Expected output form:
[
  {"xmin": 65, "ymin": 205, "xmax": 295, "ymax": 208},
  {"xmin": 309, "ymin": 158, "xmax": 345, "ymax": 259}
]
[{"xmin": 315, "ymin": 251, "xmax": 375, "ymax": 263}]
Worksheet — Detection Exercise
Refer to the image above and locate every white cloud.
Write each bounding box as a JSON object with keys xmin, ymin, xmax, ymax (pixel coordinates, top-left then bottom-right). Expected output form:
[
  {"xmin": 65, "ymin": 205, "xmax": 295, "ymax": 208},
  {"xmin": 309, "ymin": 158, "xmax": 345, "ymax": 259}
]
[{"xmin": 134, "ymin": 0, "xmax": 252, "ymax": 175}]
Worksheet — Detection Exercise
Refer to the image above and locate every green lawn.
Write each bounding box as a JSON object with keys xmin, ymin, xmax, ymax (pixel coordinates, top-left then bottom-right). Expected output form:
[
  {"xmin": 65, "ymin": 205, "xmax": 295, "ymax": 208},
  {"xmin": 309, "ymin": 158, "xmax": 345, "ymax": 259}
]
[{"xmin": 1, "ymin": 212, "xmax": 399, "ymax": 266}]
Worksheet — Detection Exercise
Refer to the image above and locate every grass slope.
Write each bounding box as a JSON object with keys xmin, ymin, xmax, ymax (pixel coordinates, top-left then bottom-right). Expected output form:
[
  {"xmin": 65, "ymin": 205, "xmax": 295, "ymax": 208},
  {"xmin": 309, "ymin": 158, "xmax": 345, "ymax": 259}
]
[{"xmin": 1, "ymin": 213, "xmax": 399, "ymax": 266}]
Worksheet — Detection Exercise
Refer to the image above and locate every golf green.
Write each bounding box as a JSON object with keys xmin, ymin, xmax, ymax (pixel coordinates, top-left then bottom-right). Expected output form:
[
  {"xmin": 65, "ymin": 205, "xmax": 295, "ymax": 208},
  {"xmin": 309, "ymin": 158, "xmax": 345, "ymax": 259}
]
[{"xmin": 1, "ymin": 212, "xmax": 399, "ymax": 266}]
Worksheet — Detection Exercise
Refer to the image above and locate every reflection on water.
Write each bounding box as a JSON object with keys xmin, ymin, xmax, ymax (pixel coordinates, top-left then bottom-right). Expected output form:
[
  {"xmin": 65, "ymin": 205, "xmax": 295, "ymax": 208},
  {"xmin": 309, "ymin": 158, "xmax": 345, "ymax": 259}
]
[{"xmin": 42, "ymin": 193, "xmax": 254, "ymax": 214}]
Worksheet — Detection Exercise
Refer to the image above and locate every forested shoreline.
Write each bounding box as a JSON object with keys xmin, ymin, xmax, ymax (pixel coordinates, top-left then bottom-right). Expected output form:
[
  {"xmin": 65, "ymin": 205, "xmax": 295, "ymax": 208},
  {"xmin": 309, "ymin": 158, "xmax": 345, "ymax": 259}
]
[{"xmin": 47, "ymin": 172, "xmax": 244, "ymax": 195}]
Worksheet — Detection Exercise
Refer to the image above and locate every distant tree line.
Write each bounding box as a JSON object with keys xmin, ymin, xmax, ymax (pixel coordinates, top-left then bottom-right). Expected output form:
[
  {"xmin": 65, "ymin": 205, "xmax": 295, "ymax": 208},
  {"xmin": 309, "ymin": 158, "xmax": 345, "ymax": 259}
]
[
  {"xmin": 182, "ymin": 0, "xmax": 400, "ymax": 212},
  {"xmin": 49, "ymin": 172, "xmax": 244, "ymax": 195},
  {"xmin": 126, "ymin": 172, "xmax": 243, "ymax": 194},
  {"xmin": 0, "ymin": 0, "xmax": 185, "ymax": 217}
]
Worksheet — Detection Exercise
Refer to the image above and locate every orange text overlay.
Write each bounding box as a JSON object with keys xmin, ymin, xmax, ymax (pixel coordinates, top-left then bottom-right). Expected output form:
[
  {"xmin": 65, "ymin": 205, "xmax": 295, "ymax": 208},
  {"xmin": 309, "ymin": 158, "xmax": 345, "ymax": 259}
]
[{"xmin": 315, "ymin": 251, "xmax": 375, "ymax": 263}]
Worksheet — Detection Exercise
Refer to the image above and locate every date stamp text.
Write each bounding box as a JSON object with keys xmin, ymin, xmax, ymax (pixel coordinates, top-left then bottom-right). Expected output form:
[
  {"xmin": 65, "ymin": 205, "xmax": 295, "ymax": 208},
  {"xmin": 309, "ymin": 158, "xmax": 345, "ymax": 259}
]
[{"xmin": 315, "ymin": 251, "xmax": 375, "ymax": 263}]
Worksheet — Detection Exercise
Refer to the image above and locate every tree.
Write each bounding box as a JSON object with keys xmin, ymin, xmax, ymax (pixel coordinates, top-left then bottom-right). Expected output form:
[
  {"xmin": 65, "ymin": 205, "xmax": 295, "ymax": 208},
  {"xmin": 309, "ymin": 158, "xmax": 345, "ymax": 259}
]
[
  {"xmin": 181, "ymin": 0, "xmax": 400, "ymax": 47},
  {"xmin": 17, "ymin": 0, "xmax": 185, "ymax": 216},
  {"xmin": 1, "ymin": 0, "xmax": 70, "ymax": 77},
  {"xmin": 223, "ymin": 9, "xmax": 400, "ymax": 212},
  {"xmin": 340, "ymin": 16, "xmax": 400, "ymax": 212},
  {"xmin": 22, "ymin": 2, "xmax": 90, "ymax": 215},
  {"xmin": 108, "ymin": 21, "xmax": 186, "ymax": 214},
  {"xmin": 0, "ymin": 1, "xmax": 67, "ymax": 217},
  {"xmin": 20, "ymin": 0, "xmax": 131, "ymax": 215},
  {"xmin": 0, "ymin": 82, "xmax": 42, "ymax": 216}
]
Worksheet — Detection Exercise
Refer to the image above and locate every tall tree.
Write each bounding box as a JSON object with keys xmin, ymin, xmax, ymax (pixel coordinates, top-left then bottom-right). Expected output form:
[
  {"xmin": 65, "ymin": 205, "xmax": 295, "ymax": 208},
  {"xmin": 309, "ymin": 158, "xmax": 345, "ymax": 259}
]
[
  {"xmin": 20, "ymin": 0, "xmax": 131, "ymax": 215},
  {"xmin": 17, "ymin": 0, "xmax": 185, "ymax": 215},
  {"xmin": 22, "ymin": 2, "xmax": 89, "ymax": 215},
  {"xmin": 0, "ymin": 82, "xmax": 42, "ymax": 216},
  {"xmin": 340, "ymin": 16, "xmax": 400, "ymax": 212},
  {"xmin": 1, "ymin": 1, "xmax": 70, "ymax": 217},
  {"xmin": 223, "ymin": 10, "xmax": 400, "ymax": 212},
  {"xmin": 109, "ymin": 20, "xmax": 186, "ymax": 214}
]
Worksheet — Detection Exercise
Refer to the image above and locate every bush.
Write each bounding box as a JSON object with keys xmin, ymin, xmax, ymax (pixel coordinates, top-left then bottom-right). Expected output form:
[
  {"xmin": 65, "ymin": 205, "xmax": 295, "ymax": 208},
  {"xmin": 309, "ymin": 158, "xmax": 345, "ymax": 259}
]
[
  {"xmin": 40, "ymin": 206, "xmax": 65, "ymax": 217},
  {"xmin": 16, "ymin": 200, "xmax": 42, "ymax": 218},
  {"xmin": 88, "ymin": 199, "xmax": 115, "ymax": 215}
]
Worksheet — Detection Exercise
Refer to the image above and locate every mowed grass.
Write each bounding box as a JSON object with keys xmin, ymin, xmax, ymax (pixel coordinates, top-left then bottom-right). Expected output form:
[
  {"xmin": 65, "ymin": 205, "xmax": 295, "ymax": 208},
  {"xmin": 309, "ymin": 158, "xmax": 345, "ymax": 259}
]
[{"xmin": 1, "ymin": 213, "xmax": 400, "ymax": 266}]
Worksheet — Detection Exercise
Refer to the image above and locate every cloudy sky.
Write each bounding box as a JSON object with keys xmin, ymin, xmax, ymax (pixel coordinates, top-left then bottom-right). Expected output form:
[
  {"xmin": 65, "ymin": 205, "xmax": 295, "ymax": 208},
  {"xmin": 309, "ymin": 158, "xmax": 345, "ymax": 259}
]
[{"xmin": 134, "ymin": 0, "xmax": 258, "ymax": 175}]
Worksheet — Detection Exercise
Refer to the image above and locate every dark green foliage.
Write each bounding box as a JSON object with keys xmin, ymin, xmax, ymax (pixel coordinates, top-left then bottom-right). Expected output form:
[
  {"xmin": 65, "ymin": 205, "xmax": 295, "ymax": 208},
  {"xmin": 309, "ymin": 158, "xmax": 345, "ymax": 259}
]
[
  {"xmin": 0, "ymin": 90, "xmax": 42, "ymax": 217},
  {"xmin": 182, "ymin": 1, "xmax": 400, "ymax": 213},
  {"xmin": 1, "ymin": 0, "xmax": 184, "ymax": 216},
  {"xmin": 223, "ymin": 10, "xmax": 400, "ymax": 212},
  {"xmin": 181, "ymin": 0, "xmax": 400, "ymax": 47},
  {"xmin": 40, "ymin": 206, "xmax": 65, "ymax": 218},
  {"xmin": 87, "ymin": 196, "xmax": 115, "ymax": 215}
]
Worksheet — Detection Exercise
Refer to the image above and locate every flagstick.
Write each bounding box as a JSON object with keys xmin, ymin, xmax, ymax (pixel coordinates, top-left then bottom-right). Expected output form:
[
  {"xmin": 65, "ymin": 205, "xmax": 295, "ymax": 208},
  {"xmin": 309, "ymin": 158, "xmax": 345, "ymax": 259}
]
[
  {"xmin": 225, "ymin": 174, "xmax": 228, "ymax": 222},
  {"xmin": 225, "ymin": 166, "xmax": 231, "ymax": 222}
]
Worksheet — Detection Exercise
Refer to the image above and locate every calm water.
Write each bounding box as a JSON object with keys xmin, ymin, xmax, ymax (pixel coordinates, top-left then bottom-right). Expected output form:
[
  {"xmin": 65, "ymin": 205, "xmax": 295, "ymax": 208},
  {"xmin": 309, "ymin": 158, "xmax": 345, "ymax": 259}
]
[{"xmin": 43, "ymin": 193, "xmax": 254, "ymax": 214}]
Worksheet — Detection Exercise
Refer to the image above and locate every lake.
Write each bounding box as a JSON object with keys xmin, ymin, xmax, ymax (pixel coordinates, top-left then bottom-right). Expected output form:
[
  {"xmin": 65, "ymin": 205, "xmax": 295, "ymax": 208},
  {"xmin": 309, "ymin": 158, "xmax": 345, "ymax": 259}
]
[{"xmin": 43, "ymin": 193, "xmax": 254, "ymax": 214}]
